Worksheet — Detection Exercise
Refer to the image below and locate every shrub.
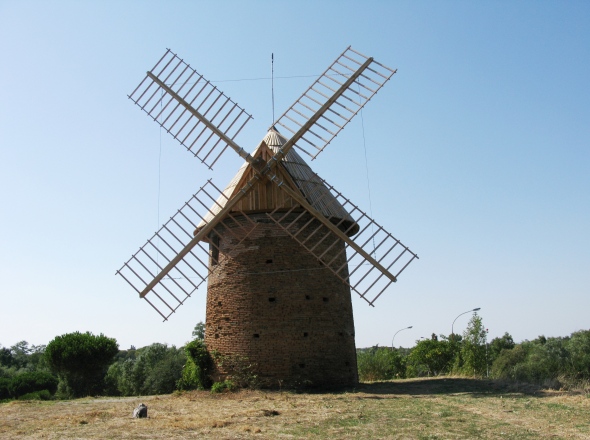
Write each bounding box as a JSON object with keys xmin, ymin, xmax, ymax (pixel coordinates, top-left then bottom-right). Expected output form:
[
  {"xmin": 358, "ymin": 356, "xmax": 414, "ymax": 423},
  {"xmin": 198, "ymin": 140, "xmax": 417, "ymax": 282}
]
[
  {"xmin": 0, "ymin": 378, "xmax": 10, "ymax": 399},
  {"xmin": 8, "ymin": 371, "xmax": 58, "ymax": 398},
  {"xmin": 406, "ymin": 339, "xmax": 455, "ymax": 377},
  {"xmin": 358, "ymin": 347, "xmax": 406, "ymax": 381},
  {"xmin": 211, "ymin": 380, "xmax": 236, "ymax": 394},
  {"xmin": 177, "ymin": 339, "xmax": 212, "ymax": 390},
  {"xmin": 17, "ymin": 390, "xmax": 52, "ymax": 401}
]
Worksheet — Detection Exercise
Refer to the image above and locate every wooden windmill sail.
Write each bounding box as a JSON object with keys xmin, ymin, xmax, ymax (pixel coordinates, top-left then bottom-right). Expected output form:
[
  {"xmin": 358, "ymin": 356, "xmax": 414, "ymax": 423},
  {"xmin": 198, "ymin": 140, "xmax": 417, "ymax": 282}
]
[{"xmin": 117, "ymin": 47, "xmax": 419, "ymax": 387}]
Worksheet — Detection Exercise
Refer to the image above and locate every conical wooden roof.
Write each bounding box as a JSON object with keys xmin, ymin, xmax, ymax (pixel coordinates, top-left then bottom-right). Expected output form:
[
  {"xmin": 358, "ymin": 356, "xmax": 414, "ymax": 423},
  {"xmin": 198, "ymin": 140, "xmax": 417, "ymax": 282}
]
[{"xmin": 200, "ymin": 128, "xmax": 357, "ymax": 236}]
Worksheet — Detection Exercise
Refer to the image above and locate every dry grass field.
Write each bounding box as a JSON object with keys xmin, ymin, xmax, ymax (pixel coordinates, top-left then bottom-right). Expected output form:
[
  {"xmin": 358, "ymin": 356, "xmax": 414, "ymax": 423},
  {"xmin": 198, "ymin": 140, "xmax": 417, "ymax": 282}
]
[{"xmin": 1, "ymin": 378, "xmax": 589, "ymax": 439}]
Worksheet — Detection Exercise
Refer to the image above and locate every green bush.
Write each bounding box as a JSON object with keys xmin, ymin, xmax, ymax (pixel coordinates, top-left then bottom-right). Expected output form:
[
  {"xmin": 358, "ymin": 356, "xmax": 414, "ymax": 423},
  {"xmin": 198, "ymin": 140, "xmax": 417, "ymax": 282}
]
[
  {"xmin": 406, "ymin": 339, "xmax": 455, "ymax": 377},
  {"xmin": 211, "ymin": 380, "xmax": 235, "ymax": 394},
  {"xmin": 17, "ymin": 389, "xmax": 52, "ymax": 401},
  {"xmin": 177, "ymin": 339, "xmax": 212, "ymax": 391},
  {"xmin": 8, "ymin": 371, "xmax": 58, "ymax": 398},
  {"xmin": 358, "ymin": 347, "xmax": 406, "ymax": 382},
  {"xmin": 0, "ymin": 377, "xmax": 10, "ymax": 399},
  {"xmin": 565, "ymin": 330, "xmax": 590, "ymax": 380}
]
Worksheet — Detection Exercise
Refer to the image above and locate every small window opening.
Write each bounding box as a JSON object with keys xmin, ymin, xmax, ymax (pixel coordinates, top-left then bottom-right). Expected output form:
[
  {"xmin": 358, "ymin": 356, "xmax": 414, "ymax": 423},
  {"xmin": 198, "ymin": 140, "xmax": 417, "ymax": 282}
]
[
  {"xmin": 305, "ymin": 295, "xmax": 311, "ymax": 300},
  {"xmin": 214, "ymin": 334, "xmax": 219, "ymax": 339},
  {"xmin": 303, "ymin": 332, "xmax": 308, "ymax": 337},
  {"xmin": 339, "ymin": 332, "xmax": 344, "ymax": 336},
  {"xmin": 268, "ymin": 297, "xmax": 276, "ymax": 302},
  {"xmin": 266, "ymin": 259, "xmax": 273, "ymax": 264},
  {"xmin": 217, "ymin": 301, "xmax": 222, "ymax": 306},
  {"xmin": 299, "ymin": 363, "xmax": 305, "ymax": 368},
  {"xmin": 345, "ymin": 361, "xmax": 350, "ymax": 366},
  {"xmin": 253, "ymin": 333, "xmax": 260, "ymax": 338},
  {"xmin": 323, "ymin": 297, "xmax": 329, "ymax": 302}
]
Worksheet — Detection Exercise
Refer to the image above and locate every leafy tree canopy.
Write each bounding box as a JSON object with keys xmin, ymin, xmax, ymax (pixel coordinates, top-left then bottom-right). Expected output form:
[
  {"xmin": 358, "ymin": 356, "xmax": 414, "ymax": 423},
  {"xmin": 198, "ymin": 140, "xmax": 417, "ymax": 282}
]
[{"xmin": 45, "ymin": 332, "xmax": 118, "ymax": 397}]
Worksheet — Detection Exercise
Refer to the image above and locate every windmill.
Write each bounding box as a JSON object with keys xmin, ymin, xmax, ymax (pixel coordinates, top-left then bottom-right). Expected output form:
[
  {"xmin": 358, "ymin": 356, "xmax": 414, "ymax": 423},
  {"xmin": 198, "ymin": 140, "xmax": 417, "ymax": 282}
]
[{"xmin": 117, "ymin": 47, "xmax": 418, "ymax": 388}]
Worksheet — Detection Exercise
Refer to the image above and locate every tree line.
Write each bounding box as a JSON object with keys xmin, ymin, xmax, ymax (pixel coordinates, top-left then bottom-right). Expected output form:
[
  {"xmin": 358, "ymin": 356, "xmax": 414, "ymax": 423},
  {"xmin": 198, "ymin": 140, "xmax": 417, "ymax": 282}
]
[
  {"xmin": 358, "ymin": 313, "xmax": 590, "ymax": 390},
  {"xmin": 1, "ymin": 315, "xmax": 589, "ymax": 400}
]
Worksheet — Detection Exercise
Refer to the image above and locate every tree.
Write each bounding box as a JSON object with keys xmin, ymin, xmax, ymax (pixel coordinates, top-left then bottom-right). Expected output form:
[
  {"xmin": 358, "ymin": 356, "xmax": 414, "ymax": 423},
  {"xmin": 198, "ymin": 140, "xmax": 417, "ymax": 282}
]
[
  {"xmin": 45, "ymin": 332, "xmax": 118, "ymax": 398},
  {"xmin": 489, "ymin": 332, "xmax": 515, "ymax": 364},
  {"xmin": 406, "ymin": 338, "xmax": 454, "ymax": 377},
  {"xmin": 106, "ymin": 343, "xmax": 186, "ymax": 396},
  {"xmin": 566, "ymin": 330, "xmax": 590, "ymax": 380},
  {"xmin": 192, "ymin": 322, "xmax": 205, "ymax": 340},
  {"xmin": 459, "ymin": 313, "xmax": 488, "ymax": 376}
]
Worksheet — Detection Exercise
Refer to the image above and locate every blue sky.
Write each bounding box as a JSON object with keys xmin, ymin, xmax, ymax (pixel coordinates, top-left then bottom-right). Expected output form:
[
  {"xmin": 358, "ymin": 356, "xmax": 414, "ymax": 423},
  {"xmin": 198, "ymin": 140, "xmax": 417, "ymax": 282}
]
[{"xmin": 1, "ymin": 1, "xmax": 588, "ymax": 350}]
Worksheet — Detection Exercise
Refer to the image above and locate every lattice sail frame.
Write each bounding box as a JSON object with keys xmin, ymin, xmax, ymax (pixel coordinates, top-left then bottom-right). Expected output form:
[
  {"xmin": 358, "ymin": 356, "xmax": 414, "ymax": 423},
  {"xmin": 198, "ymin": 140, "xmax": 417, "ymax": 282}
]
[
  {"xmin": 128, "ymin": 49, "xmax": 253, "ymax": 169},
  {"xmin": 273, "ymin": 46, "xmax": 396, "ymax": 160},
  {"xmin": 118, "ymin": 46, "xmax": 417, "ymax": 319},
  {"xmin": 116, "ymin": 180, "xmax": 259, "ymax": 320},
  {"xmin": 266, "ymin": 172, "xmax": 418, "ymax": 306}
]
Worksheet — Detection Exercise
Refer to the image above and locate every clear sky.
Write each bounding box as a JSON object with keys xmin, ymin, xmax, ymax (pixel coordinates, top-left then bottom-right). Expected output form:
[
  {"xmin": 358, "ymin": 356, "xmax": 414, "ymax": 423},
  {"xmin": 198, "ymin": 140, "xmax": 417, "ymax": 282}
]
[{"xmin": 1, "ymin": 0, "xmax": 588, "ymax": 351}]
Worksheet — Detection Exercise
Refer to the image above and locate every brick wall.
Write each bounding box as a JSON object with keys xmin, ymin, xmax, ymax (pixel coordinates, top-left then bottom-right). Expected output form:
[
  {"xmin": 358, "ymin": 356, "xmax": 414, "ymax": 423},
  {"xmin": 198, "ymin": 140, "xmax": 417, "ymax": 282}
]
[{"xmin": 204, "ymin": 212, "xmax": 358, "ymax": 389}]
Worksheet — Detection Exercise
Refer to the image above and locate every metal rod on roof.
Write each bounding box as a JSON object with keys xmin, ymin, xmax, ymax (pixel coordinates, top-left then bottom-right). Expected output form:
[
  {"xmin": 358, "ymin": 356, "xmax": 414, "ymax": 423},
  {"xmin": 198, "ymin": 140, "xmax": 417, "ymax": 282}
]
[{"xmin": 272, "ymin": 53, "xmax": 275, "ymax": 125}]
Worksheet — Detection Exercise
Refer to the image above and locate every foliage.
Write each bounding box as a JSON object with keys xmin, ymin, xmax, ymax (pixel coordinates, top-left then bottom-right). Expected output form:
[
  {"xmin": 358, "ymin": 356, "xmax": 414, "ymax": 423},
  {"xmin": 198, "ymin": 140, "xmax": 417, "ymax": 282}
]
[
  {"xmin": 406, "ymin": 338, "xmax": 455, "ymax": 377},
  {"xmin": 0, "ymin": 342, "xmax": 48, "ymax": 374},
  {"xmin": 192, "ymin": 322, "xmax": 205, "ymax": 340},
  {"xmin": 17, "ymin": 389, "xmax": 53, "ymax": 401},
  {"xmin": 106, "ymin": 343, "xmax": 186, "ymax": 396},
  {"xmin": 0, "ymin": 377, "xmax": 10, "ymax": 399},
  {"xmin": 488, "ymin": 332, "xmax": 515, "ymax": 364},
  {"xmin": 7, "ymin": 371, "xmax": 58, "ymax": 398},
  {"xmin": 177, "ymin": 339, "xmax": 212, "ymax": 390},
  {"xmin": 210, "ymin": 379, "xmax": 236, "ymax": 394},
  {"xmin": 490, "ymin": 332, "xmax": 590, "ymax": 388},
  {"xmin": 211, "ymin": 351, "xmax": 259, "ymax": 389},
  {"xmin": 565, "ymin": 330, "xmax": 590, "ymax": 379},
  {"xmin": 45, "ymin": 332, "xmax": 118, "ymax": 398},
  {"xmin": 357, "ymin": 347, "xmax": 406, "ymax": 381},
  {"xmin": 458, "ymin": 313, "xmax": 488, "ymax": 376}
]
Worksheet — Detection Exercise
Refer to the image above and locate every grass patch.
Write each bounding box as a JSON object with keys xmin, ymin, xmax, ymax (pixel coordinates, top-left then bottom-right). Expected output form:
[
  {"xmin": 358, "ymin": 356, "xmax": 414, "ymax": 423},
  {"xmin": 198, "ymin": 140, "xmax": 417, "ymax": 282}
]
[{"xmin": 0, "ymin": 378, "xmax": 589, "ymax": 439}]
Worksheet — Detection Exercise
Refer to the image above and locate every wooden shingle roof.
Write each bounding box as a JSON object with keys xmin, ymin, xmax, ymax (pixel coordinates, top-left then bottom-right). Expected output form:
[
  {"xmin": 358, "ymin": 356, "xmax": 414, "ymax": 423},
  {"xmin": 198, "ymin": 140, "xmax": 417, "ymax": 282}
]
[{"xmin": 199, "ymin": 128, "xmax": 357, "ymax": 236}]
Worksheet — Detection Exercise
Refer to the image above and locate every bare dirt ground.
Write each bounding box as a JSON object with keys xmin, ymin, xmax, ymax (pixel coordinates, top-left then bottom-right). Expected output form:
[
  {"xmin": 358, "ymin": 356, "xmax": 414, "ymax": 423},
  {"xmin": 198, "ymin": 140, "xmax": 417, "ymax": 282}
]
[{"xmin": 1, "ymin": 378, "xmax": 589, "ymax": 439}]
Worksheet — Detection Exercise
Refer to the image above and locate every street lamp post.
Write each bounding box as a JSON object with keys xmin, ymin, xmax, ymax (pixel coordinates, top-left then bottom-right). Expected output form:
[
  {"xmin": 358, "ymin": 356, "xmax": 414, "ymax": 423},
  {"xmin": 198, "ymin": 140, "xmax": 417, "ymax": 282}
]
[
  {"xmin": 451, "ymin": 308, "xmax": 481, "ymax": 341},
  {"xmin": 391, "ymin": 326, "xmax": 413, "ymax": 350}
]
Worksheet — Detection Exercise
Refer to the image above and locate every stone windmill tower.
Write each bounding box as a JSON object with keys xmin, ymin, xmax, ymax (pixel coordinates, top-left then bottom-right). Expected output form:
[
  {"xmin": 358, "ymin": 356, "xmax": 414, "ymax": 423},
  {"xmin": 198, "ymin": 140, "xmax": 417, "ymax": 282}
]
[{"xmin": 117, "ymin": 47, "xmax": 418, "ymax": 388}]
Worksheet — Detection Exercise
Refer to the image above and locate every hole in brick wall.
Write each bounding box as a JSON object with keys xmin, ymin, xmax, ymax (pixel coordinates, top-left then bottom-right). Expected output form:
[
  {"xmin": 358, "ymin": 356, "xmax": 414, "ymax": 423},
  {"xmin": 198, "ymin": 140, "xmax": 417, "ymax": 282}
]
[
  {"xmin": 303, "ymin": 332, "xmax": 308, "ymax": 337},
  {"xmin": 214, "ymin": 334, "xmax": 219, "ymax": 339},
  {"xmin": 323, "ymin": 297, "xmax": 329, "ymax": 302},
  {"xmin": 345, "ymin": 362, "xmax": 350, "ymax": 366},
  {"xmin": 224, "ymin": 317, "xmax": 230, "ymax": 321},
  {"xmin": 305, "ymin": 295, "xmax": 311, "ymax": 300},
  {"xmin": 217, "ymin": 301, "xmax": 222, "ymax": 306},
  {"xmin": 253, "ymin": 334, "xmax": 260, "ymax": 338},
  {"xmin": 299, "ymin": 363, "xmax": 305, "ymax": 368},
  {"xmin": 268, "ymin": 297, "xmax": 276, "ymax": 302},
  {"xmin": 266, "ymin": 259, "xmax": 273, "ymax": 264},
  {"xmin": 339, "ymin": 332, "xmax": 344, "ymax": 336}
]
